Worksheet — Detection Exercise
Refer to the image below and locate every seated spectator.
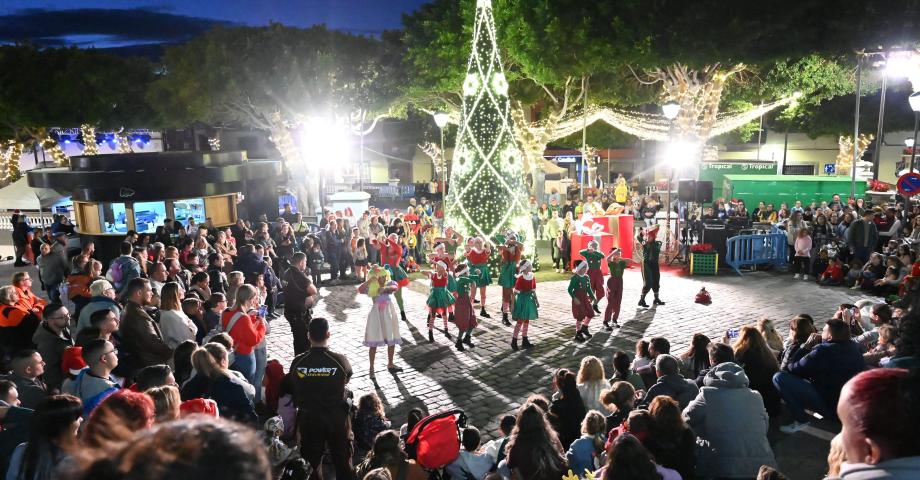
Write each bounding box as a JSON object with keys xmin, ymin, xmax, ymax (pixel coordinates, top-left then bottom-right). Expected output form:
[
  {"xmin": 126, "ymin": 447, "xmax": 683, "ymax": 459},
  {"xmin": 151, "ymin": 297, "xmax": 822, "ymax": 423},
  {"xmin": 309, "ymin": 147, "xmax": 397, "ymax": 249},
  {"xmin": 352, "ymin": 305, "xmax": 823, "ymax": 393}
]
[
  {"xmin": 779, "ymin": 314, "xmax": 816, "ymax": 371},
  {"xmin": 886, "ymin": 313, "xmax": 919, "ymax": 369},
  {"xmin": 108, "ymin": 241, "xmax": 142, "ymax": 294},
  {"xmin": 549, "ymin": 368, "xmax": 587, "ymax": 450},
  {"xmin": 631, "ymin": 339, "xmax": 652, "ymax": 371},
  {"xmin": 172, "ymin": 340, "xmax": 197, "ymax": 388},
  {"xmin": 65, "ymin": 257, "xmax": 96, "ymax": 316},
  {"xmin": 132, "ymin": 364, "xmax": 175, "ymax": 391},
  {"xmin": 600, "ymin": 381, "xmax": 636, "ymax": 434},
  {"xmin": 206, "ymin": 253, "xmax": 228, "ymax": 297},
  {"xmin": 694, "ymin": 342, "xmax": 735, "ymax": 386},
  {"xmin": 6, "ymin": 350, "xmax": 49, "ymax": 409},
  {"xmin": 637, "ymin": 337, "xmax": 670, "ymax": 388},
  {"xmin": 678, "ymin": 333, "xmax": 711, "ymax": 380},
  {"xmin": 74, "ymin": 280, "xmax": 120, "ymax": 337},
  {"xmin": 684, "ymin": 362, "xmax": 777, "ymax": 478},
  {"xmin": 609, "ymin": 351, "xmax": 645, "ymax": 393},
  {"xmin": 81, "ymin": 389, "xmax": 154, "ymax": 449},
  {"xmin": 181, "ymin": 298, "xmax": 207, "ymax": 344},
  {"xmin": 446, "ymin": 426, "xmax": 495, "ymax": 480},
  {"xmin": 864, "ymin": 324, "xmax": 897, "ymax": 366},
  {"xmin": 820, "ymin": 257, "xmax": 846, "ymax": 286},
  {"xmin": 145, "ymin": 385, "xmax": 180, "ymax": 423},
  {"xmin": 120, "ymin": 278, "xmax": 172, "ymax": 377},
  {"xmin": 576, "ymin": 356, "xmax": 608, "ymax": 412},
  {"xmin": 595, "ymin": 433, "xmax": 681, "ymax": 480},
  {"xmin": 499, "ymin": 404, "xmax": 567, "ymax": 480},
  {"xmin": 854, "ymin": 303, "xmax": 893, "ymax": 351},
  {"xmin": 73, "ymin": 417, "xmax": 271, "ymax": 480},
  {"xmin": 85, "ymin": 309, "xmax": 119, "ymax": 346},
  {"xmin": 180, "ymin": 343, "xmax": 256, "ymax": 424},
  {"xmin": 0, "ymin": 379, "xmax": 18, "ymax": 407},
  {"xmin": 5, "ymin": 394, "xmax": 82, "ymax": 480},
  {"xmin": 644, "ymin": 396, "xmax": 695, "ymax": 480},
  {"xmin": 757, "ymin": 318, "xmax": 784, "ymax": 354},
  {"xmin": 773, "ymin": 319, "xmax": 865, "ymax": 432},
  {"xmin": 64, "ymin": 339, "xmax": 120, "ymax": 416},
  {"xmin": 0, "ymin": 286, "xmax": 41, "ymax": 356},
  {"xmin": 835, "ymin": 368, "xmax": 920, "ymax": 479},
  {"xmin": 565, "ymin": 411, "xmax": 605, "ymax": 478},
  {"xmin": 31, "ymin": 302, "xmax": 74, "ymax": 393},
  {"xmin": 731, "ymin": 326, "xmax": 781, "ymax": 417},
  {"xmin": 355, "ymin": 430, "xmax": 428, "ymax": 480},
  {"xmin": 203, "ymin": 293, "xmax": 227, "ymax": 333},
  {"xmin": 639, "ymin": 355, "xmax": 698, "ymax": 410},
  {"xmin": 11, "ymin": 272, "xmax": 48, "ymax": 318},
  {"xmin": 482, "ymin": 414, "xmax": 515, "ymax": 466},
  {"xmin": 157, "ymin": 283, "xmax": 197, "ymax": 349},
  {"xmin": 353, "ymin": 392, "xmax": 391, "ymax": 460},
  {"xmin": 187, "ymin": 271, "xmax": 212, "ymax": 302}
]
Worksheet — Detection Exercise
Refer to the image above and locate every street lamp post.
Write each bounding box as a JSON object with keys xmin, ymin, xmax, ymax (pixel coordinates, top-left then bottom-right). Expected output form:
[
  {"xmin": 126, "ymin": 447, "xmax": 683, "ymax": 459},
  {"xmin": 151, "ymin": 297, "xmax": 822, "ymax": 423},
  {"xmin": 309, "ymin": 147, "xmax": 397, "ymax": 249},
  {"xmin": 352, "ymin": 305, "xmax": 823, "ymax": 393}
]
[
  {"xmin": 909, "ymin": 92, "xmax": 920, "ymax": 173},
  {"xmin": 662, "ymin": 101, "xmax": 680, "ymax": 255},
  {"xmin": 433, "ymin": 112, "xmax": 450, "ymax": 207}
]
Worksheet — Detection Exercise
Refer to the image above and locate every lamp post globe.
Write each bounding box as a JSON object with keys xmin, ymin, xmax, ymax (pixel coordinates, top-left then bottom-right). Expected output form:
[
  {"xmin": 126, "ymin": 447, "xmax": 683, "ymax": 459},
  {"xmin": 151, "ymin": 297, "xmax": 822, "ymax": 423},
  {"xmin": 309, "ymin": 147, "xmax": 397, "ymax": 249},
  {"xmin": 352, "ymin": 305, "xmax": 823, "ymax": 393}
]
[
  {"xmin": 433, "ymin": 112, "xmax": 450, "ymax": 129},
  {"xmin": 910, "ymin": 92, "xmax": 920, "ymax": 173},
  {"xmin": 662, "ymin": 101, "xmax": 681, "ymax": 121}
]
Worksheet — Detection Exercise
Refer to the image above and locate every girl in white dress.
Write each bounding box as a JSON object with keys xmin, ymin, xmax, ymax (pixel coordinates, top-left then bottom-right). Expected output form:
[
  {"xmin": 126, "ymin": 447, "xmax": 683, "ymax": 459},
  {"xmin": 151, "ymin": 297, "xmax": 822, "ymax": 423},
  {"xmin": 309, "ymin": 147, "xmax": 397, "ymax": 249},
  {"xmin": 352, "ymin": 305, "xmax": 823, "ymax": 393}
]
[{"xmin": 360, "ymin": 265, "xmax": 403, "ymax": 376}]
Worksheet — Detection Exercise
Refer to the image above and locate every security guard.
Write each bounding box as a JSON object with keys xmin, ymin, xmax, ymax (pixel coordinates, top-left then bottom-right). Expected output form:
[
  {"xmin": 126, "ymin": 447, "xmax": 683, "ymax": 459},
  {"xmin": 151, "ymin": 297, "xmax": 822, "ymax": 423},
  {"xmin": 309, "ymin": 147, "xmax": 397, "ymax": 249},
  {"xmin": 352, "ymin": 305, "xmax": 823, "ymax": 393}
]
[{"xmin": 288, "ymin": 317, "xmax": 355, "ymax": 480}]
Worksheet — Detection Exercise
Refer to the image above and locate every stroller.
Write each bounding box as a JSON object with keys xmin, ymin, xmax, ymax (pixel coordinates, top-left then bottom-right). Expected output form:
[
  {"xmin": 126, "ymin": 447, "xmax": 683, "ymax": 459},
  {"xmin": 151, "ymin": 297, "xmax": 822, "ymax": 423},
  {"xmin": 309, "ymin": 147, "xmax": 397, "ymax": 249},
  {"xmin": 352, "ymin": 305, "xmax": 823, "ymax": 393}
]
[{"xmin": 405, "ymin": 409, "xmax": 467, "ymax": 479}]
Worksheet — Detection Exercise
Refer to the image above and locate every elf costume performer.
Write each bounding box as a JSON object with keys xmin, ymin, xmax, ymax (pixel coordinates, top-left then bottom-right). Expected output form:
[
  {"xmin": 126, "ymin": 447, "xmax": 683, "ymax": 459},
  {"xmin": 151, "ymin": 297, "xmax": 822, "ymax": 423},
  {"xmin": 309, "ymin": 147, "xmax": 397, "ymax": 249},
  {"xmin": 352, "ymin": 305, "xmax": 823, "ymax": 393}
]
[
  {"xmin": 360, "ymin": 265, "xmax": 403, "ymax": 376},
  {"xmin": 425, "ymin": 261, "xmax": 456, "ymax": 343},
  {"xmin": 638, "ymin": 224, "xmax": 665, "ymax": 308},
  {"xmin": 464, "ymin": 236, "xmax": 493, "ymax": 318},
  {"xmin": 452, "ymin": 263, "xmax": 478, "ymax": 351},
  {"xmin": 372, "ymin": 233, "xmax": 411, "ymax": 320},
  {"xmin": 510, "ymin": 260, "xmax": 538, "ymax": 351},
  {"xmin": 568, "ymin": 260, "xmax": 596, "ymax": 342},
  {"xmin": 603, "ymin": 248, "xmax": 630, "ymax": 330},
  {"xmin": 497, "ymin": 233, "xmax": 524, "ymax": 327},
  {"xmin": 580, "ymin": 240, "xmax": 606, "ymax": 314},
  {"xmin": 428, "ymin": 242, "xmax": 457, "ymax": 322}
]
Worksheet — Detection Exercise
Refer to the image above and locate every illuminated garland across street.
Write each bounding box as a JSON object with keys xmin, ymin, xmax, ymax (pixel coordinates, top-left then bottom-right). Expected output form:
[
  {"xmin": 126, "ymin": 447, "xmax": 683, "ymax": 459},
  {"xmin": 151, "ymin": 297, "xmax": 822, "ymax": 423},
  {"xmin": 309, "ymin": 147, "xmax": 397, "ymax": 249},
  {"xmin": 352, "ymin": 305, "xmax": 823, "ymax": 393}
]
[{"xmin": 444, "ymin": 0, "xmax": 533, "ymax": 245}]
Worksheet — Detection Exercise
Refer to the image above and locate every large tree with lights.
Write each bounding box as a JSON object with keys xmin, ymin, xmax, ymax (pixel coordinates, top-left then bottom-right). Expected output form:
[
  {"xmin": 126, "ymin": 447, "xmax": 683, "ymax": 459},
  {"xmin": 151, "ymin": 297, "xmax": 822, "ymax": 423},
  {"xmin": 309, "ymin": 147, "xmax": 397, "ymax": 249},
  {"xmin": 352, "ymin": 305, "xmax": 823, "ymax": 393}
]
[{"xmin": 444, "ymin": 0, "xmax": 532, "ymax": 243}]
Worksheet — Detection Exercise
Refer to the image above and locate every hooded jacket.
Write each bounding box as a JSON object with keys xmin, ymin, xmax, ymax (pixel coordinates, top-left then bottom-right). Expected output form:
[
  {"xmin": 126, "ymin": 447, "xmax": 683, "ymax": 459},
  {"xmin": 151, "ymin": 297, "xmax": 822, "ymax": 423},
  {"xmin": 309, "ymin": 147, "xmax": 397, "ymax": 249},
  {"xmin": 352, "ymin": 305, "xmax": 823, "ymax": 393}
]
[
  {"xmin": 642, "ymin": 373, "xmax": 699, "ymax": 410},
  {"xmin": 683, "ymin": 362, "xmax": 777, "ymax": 479}
]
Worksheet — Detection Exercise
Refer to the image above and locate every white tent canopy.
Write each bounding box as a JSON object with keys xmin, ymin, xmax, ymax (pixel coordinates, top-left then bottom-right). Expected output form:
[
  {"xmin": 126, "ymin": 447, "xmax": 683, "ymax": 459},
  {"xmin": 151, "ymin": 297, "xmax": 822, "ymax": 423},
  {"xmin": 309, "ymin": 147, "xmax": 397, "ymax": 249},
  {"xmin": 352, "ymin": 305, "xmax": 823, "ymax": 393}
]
[{"xmin": 0, "ymin": 177, "xmax": 69, "ymax": 211}]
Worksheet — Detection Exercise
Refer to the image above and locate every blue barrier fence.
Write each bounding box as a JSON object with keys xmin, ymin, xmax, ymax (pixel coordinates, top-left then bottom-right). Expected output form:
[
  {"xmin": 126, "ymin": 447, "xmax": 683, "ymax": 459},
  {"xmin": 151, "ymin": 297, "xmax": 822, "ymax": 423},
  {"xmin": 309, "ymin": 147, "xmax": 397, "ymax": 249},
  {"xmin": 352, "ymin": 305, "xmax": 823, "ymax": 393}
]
[{"xmin": 725, "ymin": 232, "xmax": 788, "ymax": 275}]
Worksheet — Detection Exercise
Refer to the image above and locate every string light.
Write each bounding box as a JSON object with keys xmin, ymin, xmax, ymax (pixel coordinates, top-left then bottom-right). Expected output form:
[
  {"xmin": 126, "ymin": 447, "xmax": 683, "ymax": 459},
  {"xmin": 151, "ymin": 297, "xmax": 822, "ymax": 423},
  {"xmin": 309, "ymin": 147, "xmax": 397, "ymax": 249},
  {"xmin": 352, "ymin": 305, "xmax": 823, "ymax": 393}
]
[
  {"xmin": 41, "ymin": 137, "xmax": 70, "ymax": 167},
  {"xmin": 444, "ymin": 0, "xmax": 533, "ymax": 253},
  {"xmin": 208, "ymin": 137, "xmax": 221, "ymax": 151},
  {"xmin": 116, "ymin": 129, "xmax": 134, "ymax": 153},
  {"xmin": 81, "ymin": 124, "xmax": 99, "ymax": 155},
  {"xmin": 0, "ymin": 140, "xmax": 25, "ymax": 184}
]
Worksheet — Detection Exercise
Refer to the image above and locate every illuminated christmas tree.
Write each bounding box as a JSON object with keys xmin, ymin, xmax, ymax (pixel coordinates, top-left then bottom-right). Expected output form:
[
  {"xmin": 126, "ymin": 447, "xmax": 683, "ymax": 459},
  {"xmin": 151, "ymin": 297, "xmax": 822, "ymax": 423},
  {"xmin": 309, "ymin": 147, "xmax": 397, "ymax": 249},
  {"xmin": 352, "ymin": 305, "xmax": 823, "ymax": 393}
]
[{"xmin": 445, "ymin": 0, "xmax": 533, "ymax": 246}]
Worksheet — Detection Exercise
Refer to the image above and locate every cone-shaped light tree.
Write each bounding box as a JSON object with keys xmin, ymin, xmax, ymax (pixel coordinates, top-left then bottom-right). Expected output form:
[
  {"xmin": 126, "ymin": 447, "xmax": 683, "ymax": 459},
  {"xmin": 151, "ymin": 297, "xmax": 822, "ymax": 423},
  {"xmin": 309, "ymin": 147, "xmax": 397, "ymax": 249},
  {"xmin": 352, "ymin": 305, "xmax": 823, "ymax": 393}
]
[{"xmin": 444, "ymin": 0, "xmax": 533, "ymax": 245}]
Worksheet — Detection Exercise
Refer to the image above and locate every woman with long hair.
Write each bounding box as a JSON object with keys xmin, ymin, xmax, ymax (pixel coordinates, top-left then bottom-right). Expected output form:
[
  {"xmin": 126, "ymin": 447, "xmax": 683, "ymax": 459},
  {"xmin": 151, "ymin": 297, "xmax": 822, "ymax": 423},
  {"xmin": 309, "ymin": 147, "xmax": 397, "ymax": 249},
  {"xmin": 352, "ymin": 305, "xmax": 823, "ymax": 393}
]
[
  {"xmin": 732, "ymin": 326, "xmax": 781, "ymax": 416},
  {"xmin": 180, "ymin": 343, "xmax": 256, "ymax": 424},
  {"xmin": 599, "ymin": 433, "xmax": 679, "ymax": 480},
  {"xmin": 353, "ymin": 393, "xmax": 391, "ymax": 460},
  {"xmin": 7, "ymin": 395, "xmax": 82, "ymax": 480},
  {"xmin": 576, "ymin": 356, "xmax": 608, "ymax": 412},
  {"xmin": 504, "ymin": 404, "xmax": 567, "ymax": 480},
  {"xmin": 780, "ymin": 314, "xmax": 816, "ymax": 370},
  {"xmin": 645, "ymin": 396, "xmax": 696, "ymax": 480},
  {"xmin": 549, "ymin": 369, "xmax": 587, "ymax": 450},
  {"xmin": 222, "ymin": 284, "xmax": 266, "ymax": 386},
  {"xmin": 158, "ymin": 282, "xmax": 198, "ymax": 349},
  {"xmin": 145, "ymin": 385, "xmax": 180, "ymax": 423},
  {"xmin": 757, "ymin": 318, "xmax": 784, "ymax": 354},
  {"xmin": 679, "ymin": 333, "xmax": 711, "ymax": 380},
  {"xmin": 355, "ymin": 430, "xmax": 427, "ymax": 480},
  {"xmin": 600, "ymin": 381, "xmax": 637, "ymax": 434}
]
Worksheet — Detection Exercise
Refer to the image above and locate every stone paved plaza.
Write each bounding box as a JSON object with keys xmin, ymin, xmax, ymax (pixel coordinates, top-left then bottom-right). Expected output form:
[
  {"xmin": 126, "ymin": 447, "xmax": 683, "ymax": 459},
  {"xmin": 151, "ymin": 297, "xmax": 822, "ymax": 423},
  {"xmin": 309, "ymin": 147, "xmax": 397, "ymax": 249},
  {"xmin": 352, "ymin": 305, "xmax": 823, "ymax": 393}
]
[{"xmin": 265, "ymin": 265, "xmax": 876, "ymax": 478}]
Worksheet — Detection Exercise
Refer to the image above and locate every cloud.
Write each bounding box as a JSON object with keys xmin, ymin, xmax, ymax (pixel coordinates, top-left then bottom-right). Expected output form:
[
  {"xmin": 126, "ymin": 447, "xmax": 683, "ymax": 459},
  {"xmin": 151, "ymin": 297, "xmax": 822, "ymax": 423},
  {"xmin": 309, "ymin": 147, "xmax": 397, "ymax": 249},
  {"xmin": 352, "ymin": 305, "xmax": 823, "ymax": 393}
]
[{"xmin": 0, "ymin": 7, "xmax": 234, "ymax": 47}]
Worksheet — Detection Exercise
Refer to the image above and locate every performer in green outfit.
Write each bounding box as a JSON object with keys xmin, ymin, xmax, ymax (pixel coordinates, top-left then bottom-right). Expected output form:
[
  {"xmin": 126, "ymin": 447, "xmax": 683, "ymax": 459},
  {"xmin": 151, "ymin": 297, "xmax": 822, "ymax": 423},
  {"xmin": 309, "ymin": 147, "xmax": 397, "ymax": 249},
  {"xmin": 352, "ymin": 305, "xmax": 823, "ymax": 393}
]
[
  {"xmin": 568, "ymin": 260, "xmax": 596, "ymax": 342},
  {"xmin": 638, "ymin": 224, "xmax": 665, "ymax": 308},
  {"xmin": 464, "ymin": 236, "xmax": 493, "ymax": 318},
  {"xmin": 580, "ymin": 240, "xmax": 606, "ymax": 314},
  {"xmin": 452, "ymin": 263, "xmax": 478, "ymax": 351},
  {"xmin": 510, "ymin": 260, "xmax": 538, "ymax": 351},
  {"xmin": 497, "ymin": 233, "xmax": 523, "ymax": 327},
  {"xmin": 425, "ymin": 261, "xmax": 456, "ymax": 343},
  {"xmin": 603, "ymin": 248, "xmax": 631, "ymax": 329}
]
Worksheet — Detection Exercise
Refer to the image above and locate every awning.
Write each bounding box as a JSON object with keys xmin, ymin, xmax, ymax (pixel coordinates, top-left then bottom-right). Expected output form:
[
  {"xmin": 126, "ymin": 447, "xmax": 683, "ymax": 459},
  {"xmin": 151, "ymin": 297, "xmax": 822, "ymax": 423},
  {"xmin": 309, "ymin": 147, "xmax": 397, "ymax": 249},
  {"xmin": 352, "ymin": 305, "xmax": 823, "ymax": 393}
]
[{"xmin": 0, "ymin": 176, "xmax": 69, "ymax": 211}]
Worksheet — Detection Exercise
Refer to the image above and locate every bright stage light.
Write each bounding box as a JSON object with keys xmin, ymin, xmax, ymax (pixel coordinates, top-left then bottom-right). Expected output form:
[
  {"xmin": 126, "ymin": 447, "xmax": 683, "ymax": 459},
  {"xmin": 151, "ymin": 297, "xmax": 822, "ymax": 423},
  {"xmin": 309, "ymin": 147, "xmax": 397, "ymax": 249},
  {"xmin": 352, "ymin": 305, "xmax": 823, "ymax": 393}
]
[
  {"xmin": 906, "ymin": 138, "xmax": 915, "ymax": 148},
  {"xmin": 663, "ymin": 140, "xmax": 701, "ymax": 165},
  {"xmin": 884, "ymin": 52, "xmax": 918, "ymax": 78},
  {"xmin": 299, "ymin": 117, "xmax": 349, "ymax": 169}
]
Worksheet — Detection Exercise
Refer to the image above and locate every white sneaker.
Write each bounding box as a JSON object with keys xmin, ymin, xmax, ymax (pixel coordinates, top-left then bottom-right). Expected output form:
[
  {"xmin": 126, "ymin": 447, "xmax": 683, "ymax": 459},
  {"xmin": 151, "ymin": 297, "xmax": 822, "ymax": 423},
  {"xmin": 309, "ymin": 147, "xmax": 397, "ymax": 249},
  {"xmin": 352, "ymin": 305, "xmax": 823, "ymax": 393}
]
[
  {"xmin": 803, "ymin": 275, "xmax": 810, "ymax": 281},
  {"xmin": 850, "ymin": 285, "xmax": 861, "ymax": 290},
  {"xmin": 779, "ymin": 421, "xmax": 811, "ymax": 434},
  {"xmin": 793, "ymin": 274, "xmax": 801, "ymax": 279},
  {"xmin": 555, "ymin": 268, "xmax": 560, "ymax": 273}
]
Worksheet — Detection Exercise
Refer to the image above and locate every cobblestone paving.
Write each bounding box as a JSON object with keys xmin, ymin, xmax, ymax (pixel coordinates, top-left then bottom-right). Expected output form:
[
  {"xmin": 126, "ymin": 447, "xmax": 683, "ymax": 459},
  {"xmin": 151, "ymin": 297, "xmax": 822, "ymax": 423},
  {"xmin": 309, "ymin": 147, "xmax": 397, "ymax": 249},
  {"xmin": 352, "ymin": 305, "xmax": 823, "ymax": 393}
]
[{"xmin": 266, "ymin": 266, "xmax": 875, "ymax": 477}]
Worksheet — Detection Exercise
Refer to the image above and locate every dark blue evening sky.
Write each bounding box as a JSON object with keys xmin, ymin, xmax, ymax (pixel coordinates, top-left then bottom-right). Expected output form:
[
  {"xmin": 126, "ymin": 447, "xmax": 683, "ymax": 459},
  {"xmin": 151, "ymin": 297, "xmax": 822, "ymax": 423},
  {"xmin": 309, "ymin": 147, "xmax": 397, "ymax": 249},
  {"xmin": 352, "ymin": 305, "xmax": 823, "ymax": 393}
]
[{"xmin": 0, "ymin": 0, "xmax": 431, "ymax": 47}]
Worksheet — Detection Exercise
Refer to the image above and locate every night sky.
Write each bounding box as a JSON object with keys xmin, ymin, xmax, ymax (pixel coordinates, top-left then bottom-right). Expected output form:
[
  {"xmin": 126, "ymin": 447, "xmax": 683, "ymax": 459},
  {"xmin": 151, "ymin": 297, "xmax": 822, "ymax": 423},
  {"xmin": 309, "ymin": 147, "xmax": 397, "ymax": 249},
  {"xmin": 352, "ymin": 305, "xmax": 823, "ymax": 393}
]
[{"xmin": 0, "ymin": 0, "xmax": 431, "ymax": 48}]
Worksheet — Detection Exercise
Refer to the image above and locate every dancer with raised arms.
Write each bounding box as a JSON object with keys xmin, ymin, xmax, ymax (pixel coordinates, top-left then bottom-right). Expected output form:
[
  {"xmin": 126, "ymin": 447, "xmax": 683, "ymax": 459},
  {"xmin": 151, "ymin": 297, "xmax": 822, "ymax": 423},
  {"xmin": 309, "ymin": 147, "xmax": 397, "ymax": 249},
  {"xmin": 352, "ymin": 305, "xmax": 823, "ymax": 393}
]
[{"xmin": 496, "ymin": 233, "xmax": 523, "ymax": 327}]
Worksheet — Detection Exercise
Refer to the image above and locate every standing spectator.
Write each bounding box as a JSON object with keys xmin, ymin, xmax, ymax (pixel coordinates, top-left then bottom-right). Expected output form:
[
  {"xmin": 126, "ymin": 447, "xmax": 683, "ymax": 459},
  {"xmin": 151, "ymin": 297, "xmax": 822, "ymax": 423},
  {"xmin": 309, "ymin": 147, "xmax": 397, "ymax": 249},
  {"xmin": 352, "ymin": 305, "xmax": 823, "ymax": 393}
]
[
  {"xmin": 773, "ymin": 319, "xmax": 865, "ymax": 433},
  {"xmin": 684, "ymin": 362, "xmax": 777, "ymax": 478},
  {"xmin": 31, "ymin": 303, "xmax": 74, "ymax": 393},
  {"xmin": 205, "ymin": 254, "xmax": 228, "ymax": 296},
  {"xmin": 549, "ymin": 369, "xmax": 587, "ymax": 450},
  {"xmin": 7, "ymin": 351, "xmax": 49, "ymax": 409},
  {"xmin": 64, "ymin": 339, "xmax": 120, "ymax": 414},
  {"xmin": 120, "ymin": 279, "xmax": 173, "ymax": 377},
  {"xmin": 319, "ymin": 221, "xmax": 342, "ymax": 284},
  {"xmin": 501, "ymin": 404, "xmax": 567, "ymax": 480},
  {"xmin": 222, "ymin": 285, "xmax": 266, "ymax": 386},
  {"xmin": 108, "ymin": 242, "xmax": 142, "ymax": 294},
  {"xmin": 5, "ymin": 394, "xmax": 82, "ymax": 480},
  {"xmin": 544, "ymin": 210, "xmax": 563, "ymax": 272},
  {"xmin": 846, "ymin": 210, "xmax": 879, "ymax": 264},
  {"xmin": 11, "ymin": 214, "xmax": 32, "ymax": 267},
  {"xmin": 784, "ymin": 210, "xmax": 807, "ymax": 263},
  {"xmin": 576, "ymin": 356, "xmax": 608, "ymax": 413},
  {"xmin": 36, "ymin": 243, "xmax": 67, "ymax": 304},
  {"xmin": 792, "ymin": 227, "xmax": 813, "ymax": 280},
  {"xmin": 283, "ymin": 253, "xmax": 317, "ymax": 356},
  {"xmin": 286, "ymin": 317, "xmax": 355, "ymax": 480},
  {"xmin": 273, "ymin": 222, "xmax": 296, "ymax": 260},
  {"xmin": 732, "ymin": 326, "xmax": 781, "ymax": 417},
  {"xmin": 640, "ymin": 354, "xmax": 699, "ymax": 410},
  {"xmin": 645, "ymin": 396, "xmax": 696, "ymax": 480}
]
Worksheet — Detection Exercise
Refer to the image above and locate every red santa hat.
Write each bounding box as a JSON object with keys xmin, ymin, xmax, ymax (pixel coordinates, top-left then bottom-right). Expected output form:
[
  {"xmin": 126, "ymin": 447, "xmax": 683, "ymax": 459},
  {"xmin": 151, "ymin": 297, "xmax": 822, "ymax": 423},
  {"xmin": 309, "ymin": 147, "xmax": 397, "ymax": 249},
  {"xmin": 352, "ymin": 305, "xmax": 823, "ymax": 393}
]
[
  {"xmin": 180, "ymin": 398, "xmax": 219, "ymax": 418},
  {"xmin": 60, "ymin": 346, "xmax": 87, "ymax": 377}
]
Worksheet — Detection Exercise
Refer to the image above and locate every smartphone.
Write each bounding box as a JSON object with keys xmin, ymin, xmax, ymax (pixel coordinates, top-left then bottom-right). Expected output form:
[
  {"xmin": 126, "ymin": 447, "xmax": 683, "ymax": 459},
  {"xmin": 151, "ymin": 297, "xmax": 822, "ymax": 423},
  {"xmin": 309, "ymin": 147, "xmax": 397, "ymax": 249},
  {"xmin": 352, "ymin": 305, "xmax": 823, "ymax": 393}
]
[
  {"xmin": 726, "ymin": 328, "xmax": 740, "ymax": 340},
  {"xmin": 258, "ymin": 305, "xmax": 268, "ymax": 318}
]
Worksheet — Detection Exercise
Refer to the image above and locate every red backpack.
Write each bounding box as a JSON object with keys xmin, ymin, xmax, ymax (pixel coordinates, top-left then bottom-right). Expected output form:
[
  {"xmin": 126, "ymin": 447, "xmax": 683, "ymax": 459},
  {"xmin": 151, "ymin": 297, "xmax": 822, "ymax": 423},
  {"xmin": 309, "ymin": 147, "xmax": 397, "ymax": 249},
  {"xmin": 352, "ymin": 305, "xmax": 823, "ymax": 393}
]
[{"xmin": 405, "ymin": 409, "xmax": 466, "ymax": 470}]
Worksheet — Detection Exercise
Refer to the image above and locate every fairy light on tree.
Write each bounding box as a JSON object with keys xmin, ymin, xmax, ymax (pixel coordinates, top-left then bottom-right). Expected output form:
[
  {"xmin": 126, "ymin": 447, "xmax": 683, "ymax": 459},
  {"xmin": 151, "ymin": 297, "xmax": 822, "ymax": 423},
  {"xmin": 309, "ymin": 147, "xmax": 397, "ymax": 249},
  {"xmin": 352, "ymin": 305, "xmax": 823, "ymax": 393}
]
[
  {"xmin": 444, "ymin": 0, "xmax": 533, "ymax": 248},
  {"xmin": 80, "ymin": 124, "xmax": 99, "ymax": 155}
]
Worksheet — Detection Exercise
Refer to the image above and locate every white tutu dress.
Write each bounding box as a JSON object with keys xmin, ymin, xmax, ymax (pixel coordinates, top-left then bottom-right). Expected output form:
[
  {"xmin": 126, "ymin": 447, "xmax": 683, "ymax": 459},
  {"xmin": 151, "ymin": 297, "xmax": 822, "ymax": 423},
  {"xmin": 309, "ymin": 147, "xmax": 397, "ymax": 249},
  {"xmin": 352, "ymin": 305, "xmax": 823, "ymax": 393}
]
[{"xmin": 364, "ymin": 291, "xmax": 401, "ymax": 347}]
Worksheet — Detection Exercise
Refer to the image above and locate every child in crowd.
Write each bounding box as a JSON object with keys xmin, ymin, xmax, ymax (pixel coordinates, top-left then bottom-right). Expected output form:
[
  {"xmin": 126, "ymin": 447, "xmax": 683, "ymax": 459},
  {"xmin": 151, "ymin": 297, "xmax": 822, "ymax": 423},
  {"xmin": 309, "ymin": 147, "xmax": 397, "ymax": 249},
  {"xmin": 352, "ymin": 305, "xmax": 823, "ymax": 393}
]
[
  {"xmin": 853, "ymin": 253, "xmax": 885, "ymax": 290},
  {"xmin": 601, "ymin": 381, "xmax": 638, "ymax": 433},
  {"xmin": 631, "ymin": 339, "xmax": 652, "ymax": 371},
  {"xmin": 445, "ymin": 426, "xmax": 495, "ymax": 480},
  {"xmin": 865, "ymin": 324, "xmax": 897, "ymax": 367},
  {"xmin": 566, "ymin": 411, "xmax": 607, "ymax": 478},
  {"xmin": 306, "ymin": 238, "xmax": 325, "ymax": 286},
  {"xmin": 353, "ymin": 237, "xmax": 369, "ymax": 281},
  {"xmin": 353, "ymin": 392, "xmax": 391, "ymax": 460},
  {"xmin": 811, "ymin": 248, "xmax": 829, "ymax": 281},
  {"xmin": 845, "ymin": 258, "xmax": 864, "ymax": 287},
  {"xmin": 792, "ymin": 228, "xmax": 812, "ymax": 280},
  {"xmin": 482, "ymin": 414, "xmax": 516, "ymax": 467},
  {"xmin": 820, "ymin": 257, "xmax": 845, "ymax": 286}
]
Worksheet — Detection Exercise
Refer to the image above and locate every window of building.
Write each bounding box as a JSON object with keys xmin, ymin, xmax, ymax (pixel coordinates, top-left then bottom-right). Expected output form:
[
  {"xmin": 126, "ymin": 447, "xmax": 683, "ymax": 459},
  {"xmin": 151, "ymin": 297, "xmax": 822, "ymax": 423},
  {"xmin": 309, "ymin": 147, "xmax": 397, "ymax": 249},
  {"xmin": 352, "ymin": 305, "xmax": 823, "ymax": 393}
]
[
  {"xmin": 101, "ymin": 203, "xmax": 128, "ymax": 234},
  {"xmin": 133, "ymin": 201, "xmax": 167, "ymax": 233},
  {"xmin": 173, "ymin": 198, "xmax": 206, "ymax": 229}
]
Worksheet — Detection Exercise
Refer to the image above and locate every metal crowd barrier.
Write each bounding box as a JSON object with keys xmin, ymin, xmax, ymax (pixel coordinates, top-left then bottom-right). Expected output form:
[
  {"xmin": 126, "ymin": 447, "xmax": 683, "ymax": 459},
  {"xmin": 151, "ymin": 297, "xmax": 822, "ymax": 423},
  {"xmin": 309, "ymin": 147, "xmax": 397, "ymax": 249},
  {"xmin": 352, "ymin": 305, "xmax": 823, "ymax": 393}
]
[{"xmin": 725, "ymin": 232, "xmax": 788, "ymax": 275}]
